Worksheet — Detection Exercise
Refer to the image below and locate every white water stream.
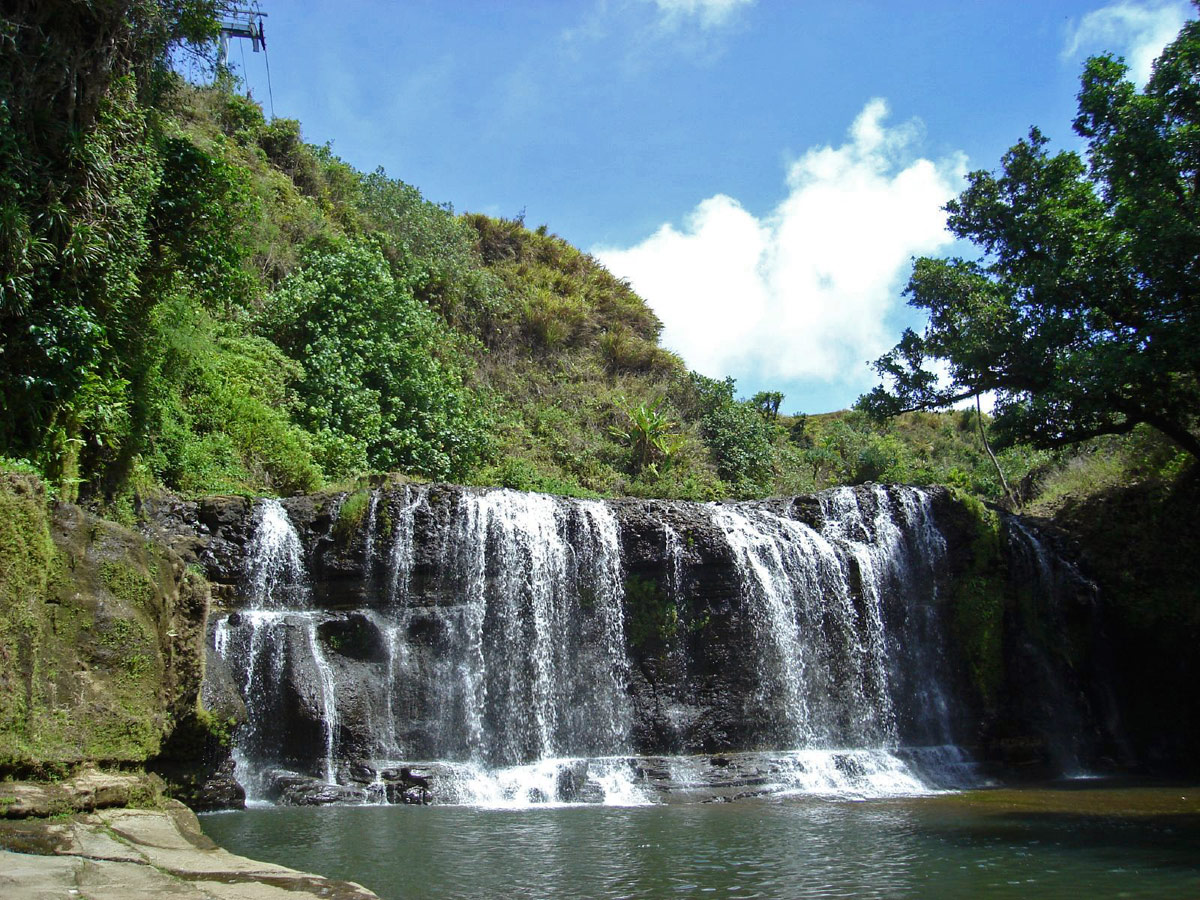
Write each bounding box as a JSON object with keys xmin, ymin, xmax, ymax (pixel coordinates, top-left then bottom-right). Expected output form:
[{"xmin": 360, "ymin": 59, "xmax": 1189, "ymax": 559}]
[{"xmin": 213, "ymin": 486, "xmax": 1021, "ymax": 806}]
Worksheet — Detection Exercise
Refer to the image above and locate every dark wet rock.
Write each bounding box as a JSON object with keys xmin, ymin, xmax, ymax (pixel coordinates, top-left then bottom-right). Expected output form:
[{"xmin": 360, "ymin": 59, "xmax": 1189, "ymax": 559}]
[
  {"xmin": 138, "ymin": 480, "xmax": 1125, "ymax": 797},
  {"xmin": 188, "ymin": 756, "xmax": 246, "ymax": 811},
  {"xmin": 555, "ymin": 761, "xmax": 589, "ymax": 802},
  {"xmin": 267, "ymin": 772, "xmax": 362, "ymax": 806},
  {"xmin": 199, "ymin": 647, "xmax": 248, "ymax": 727}
]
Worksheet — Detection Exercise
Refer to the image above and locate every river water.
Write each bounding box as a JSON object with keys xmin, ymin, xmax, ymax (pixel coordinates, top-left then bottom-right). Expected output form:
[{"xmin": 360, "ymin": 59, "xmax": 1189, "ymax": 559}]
[{"xmin": 201, "ymin": 783, "xmax": 1200, "ymax": 899}]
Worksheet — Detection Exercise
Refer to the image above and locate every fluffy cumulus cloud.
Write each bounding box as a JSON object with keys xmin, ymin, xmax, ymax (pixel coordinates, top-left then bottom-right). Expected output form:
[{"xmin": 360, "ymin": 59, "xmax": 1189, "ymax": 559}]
[
  {"xmin": 645, "ymin": 0, "xmax": 754, "ymax": 29},
  {"xmin": 1063, "ymin": 1, "xmax": 1191, "ymax": 85},
  {"xmin": 595, "ymin": 99, "xmax": 966, "ymax": 387}
]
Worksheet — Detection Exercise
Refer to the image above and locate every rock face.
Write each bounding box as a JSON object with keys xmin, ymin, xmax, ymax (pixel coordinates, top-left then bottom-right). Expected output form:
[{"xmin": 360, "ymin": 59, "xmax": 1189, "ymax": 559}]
[
  {"xmin": 1048, "ymin": 470, "xmax": 1200, "ymax": 772},
  {"xmin": 0, "ymin": 769, "xmax": 158, "ymax": 818},
  {"xmin": 0, "ymin": 474, "xmax": 234, "ymax": 809},
  {"xmin": 0, "ymin": 800, "xmax": 379, "ymax": 899},
  {"xmin": 144, "ymin": 481, "xmax": 1119, "ymax": 806}
]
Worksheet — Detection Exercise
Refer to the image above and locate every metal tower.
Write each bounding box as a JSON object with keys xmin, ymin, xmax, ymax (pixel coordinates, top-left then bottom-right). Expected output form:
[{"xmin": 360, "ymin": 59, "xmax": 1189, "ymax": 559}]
[{"xmin": 216, "ymin": 2, "xmax": 268, "ymax": 69}]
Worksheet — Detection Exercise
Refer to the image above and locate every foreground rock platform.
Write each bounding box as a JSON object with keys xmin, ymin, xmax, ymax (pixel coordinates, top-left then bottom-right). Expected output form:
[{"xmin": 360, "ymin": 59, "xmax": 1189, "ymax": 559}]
[{"xmin": 0, "ymin": 800, "xmax": 379, "ymax": 900}]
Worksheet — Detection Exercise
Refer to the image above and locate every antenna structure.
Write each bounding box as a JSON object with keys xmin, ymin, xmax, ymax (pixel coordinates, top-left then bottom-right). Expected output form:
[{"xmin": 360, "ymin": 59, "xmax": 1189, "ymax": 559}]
[{"xmin": 217, "ymin": 2, "xmax": 267, "ymax": 66}]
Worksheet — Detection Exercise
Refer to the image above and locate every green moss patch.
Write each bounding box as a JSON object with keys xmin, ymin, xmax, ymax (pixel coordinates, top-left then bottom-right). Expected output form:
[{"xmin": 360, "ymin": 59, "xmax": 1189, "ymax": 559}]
[
  {"xmin": 0, "ymin": 475, "xmax": 203, "ymax": 777},
  {"xmin": 333, "ymin": 489, "xmax": 372, "ymax": 544},
  {"xmin": 625, "ymin": 574, "xmax": 679, "ymax": 649},
  {"xmin": 948, "ymin": 491, "xmax": 1007, "ymax": 710}
]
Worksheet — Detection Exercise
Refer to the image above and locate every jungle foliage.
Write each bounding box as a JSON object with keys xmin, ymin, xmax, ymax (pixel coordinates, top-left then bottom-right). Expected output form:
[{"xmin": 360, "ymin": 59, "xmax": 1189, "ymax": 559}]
[
  {"xmin": 861, "ymin": 9, "xmax": 1200, "ymax": 463},
  {"xmin": 5, "ymin": 1, "xmax": 1187, "ymax": 512}
]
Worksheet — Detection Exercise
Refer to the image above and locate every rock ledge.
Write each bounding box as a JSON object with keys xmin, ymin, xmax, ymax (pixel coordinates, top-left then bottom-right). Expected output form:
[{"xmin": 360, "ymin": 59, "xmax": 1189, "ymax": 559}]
[{"xmin": 0, "ymin": 799, "xmax": 379, "ymax": 900}]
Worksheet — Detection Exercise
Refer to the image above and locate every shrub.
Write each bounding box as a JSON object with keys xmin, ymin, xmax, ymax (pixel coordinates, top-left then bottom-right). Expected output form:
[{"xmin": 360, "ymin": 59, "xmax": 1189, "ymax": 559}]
[
  {"xmin": 678, "ymin": 373, "xmax": 775, "ymax": 497},
  {"xmin": 258, "ymin": 240, "xmax": 490, "ymax": 482}
]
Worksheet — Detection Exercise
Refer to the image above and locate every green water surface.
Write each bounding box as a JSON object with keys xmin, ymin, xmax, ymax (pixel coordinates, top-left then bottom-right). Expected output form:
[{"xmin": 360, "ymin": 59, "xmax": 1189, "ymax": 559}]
[{"xmin": 201, "ymin": 784, "xmax": 1200, "ymax": 899}]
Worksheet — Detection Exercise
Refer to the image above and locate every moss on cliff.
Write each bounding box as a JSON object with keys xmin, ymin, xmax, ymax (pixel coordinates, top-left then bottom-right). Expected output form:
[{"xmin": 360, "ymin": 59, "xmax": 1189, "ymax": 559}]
[
  {"xmin": 625, "ymin": 574, "xmax": 679, "ymax": 650},
  {"xmin": 0, "ymin": 475, "xmax": 64, "ymax": 771},
  {"xmin": 333, "ymin": 489, "xmax": 372, "ymax": 545},
  {"xmin": 947, "ymin": 490, "xmax": 1007, "ymax": 712},
  {"xmin": 0, "ymin": 475, "xmax": 210, "ymax": 777},
  {"xmin": 1052, "ymin": 467, "xmax": 1200, "ymax": 768}
]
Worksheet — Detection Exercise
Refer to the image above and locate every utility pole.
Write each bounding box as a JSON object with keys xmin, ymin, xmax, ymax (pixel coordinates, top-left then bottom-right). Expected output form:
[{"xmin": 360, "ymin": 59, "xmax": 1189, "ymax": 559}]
[{"xmin": 214, "ymin": 2, "xmax": 274, "ymax": 117}]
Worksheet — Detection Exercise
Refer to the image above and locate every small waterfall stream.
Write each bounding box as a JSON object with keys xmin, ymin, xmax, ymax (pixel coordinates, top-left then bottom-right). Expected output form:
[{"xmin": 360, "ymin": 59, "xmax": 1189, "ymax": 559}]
[
  {"xmin": 212, "ymin": 499, "xmax": 341, "ymax": 802},
  {"xmin": 706, "ymin": 486, "xmax": 972, "ymax": 794},
  {"xmin": 208, "ymin": 484, "xmax": 1091, "ymax": 807}
]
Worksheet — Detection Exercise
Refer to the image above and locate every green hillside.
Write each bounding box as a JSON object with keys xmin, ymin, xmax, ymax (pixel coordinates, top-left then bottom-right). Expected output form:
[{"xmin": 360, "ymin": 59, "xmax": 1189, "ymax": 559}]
[{"xmin": 3, "ymin": 2, "xmax": 1193, "ymax": 516}]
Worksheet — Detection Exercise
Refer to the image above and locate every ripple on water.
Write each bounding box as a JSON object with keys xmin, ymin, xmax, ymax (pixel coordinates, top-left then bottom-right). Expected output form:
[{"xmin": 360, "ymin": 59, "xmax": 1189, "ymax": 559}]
[{"xmin": 201, "ymin": 785, "xmax": 1200, "ymax": 900}]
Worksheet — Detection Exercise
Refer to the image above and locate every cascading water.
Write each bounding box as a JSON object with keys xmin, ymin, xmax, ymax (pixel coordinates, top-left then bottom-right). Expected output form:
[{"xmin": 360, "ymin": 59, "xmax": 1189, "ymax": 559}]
[
  {"xmin": 243, "ymin": 498, "xmax": 307, "ymax": 607},
  {"xmin": 216, "ymin": 487, "xmax": 645, "ymax": 807},
  {"xmin": 707, "ymin": 486, "xmax": 977, "ymax": 794},
  {"xmin": 1002, "ymin": 516, "xmax": 1102, "ymax": 776},
  {"xmin": 404, "ymin": 490, "xmax": 640, "ymax": 805},
  {"xmin": 211, "ymin": 499, "xmax": 344, "ymax": 802},
  {"xmin": 205, "ymin": 483, "xmax": 1102, "ymax": 808}
]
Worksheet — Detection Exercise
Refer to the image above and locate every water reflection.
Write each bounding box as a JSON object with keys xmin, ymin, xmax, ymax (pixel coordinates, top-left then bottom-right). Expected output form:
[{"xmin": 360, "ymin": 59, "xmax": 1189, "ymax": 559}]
[{"xmin": 202, "ymin": 789, "xmax": 1200, "ymax": 900}]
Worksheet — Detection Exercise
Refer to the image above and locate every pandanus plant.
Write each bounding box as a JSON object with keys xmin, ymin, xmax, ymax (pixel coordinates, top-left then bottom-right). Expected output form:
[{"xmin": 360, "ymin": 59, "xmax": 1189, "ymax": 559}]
[{"xmin": 612, "ymin": 397, "xmax": 684, "ymax": 474}]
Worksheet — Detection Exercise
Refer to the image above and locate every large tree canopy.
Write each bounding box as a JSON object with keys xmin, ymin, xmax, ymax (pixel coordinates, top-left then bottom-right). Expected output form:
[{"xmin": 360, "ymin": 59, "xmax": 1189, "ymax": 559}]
[{"xmin": 860, "ymin": 10, "xmax": 1200, "ymax": 461}]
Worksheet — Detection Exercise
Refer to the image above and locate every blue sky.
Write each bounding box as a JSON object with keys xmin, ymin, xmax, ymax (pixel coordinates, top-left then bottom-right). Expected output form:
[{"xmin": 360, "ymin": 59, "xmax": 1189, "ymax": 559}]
[{"xmin": 225, "ymin": 0, "xmax": 1192, "ymax": 414}]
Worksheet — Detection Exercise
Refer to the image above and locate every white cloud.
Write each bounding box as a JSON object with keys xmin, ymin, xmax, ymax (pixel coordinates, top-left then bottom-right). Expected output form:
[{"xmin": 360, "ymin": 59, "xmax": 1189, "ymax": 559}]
[
  {"xmin": 645, "ymin": 0, "xmax": 754, "ymax": 29},
  {"xmin": 595, "ymin": 99, "xmax": 966, "ymax": 388},
  {"xmin": 1063, "ymin": 1, "xmax": 1190, "ymax": 85}
]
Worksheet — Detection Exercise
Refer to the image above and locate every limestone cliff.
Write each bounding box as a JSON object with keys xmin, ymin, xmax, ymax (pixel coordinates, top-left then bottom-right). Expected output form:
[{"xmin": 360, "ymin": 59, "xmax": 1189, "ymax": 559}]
[
  {"xmin": 0, "ymin": 474, "xmax": 230, "ymax": 802},
  {"xmin": 146, "ymin": 482, "xmax": 1120, "ymax": 805}
]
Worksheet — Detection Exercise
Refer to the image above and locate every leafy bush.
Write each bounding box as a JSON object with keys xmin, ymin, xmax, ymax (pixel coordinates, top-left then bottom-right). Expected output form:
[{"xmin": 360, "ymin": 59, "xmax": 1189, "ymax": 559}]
[
  {"xmin": 677, "ymin": 373, "xmax": 775, "ymax": 497},
  {"xmin": 149, "ymin": 133, "xmax": 258, "ymax": 309},
  {"xmin": 258, "ymin": 240, "xmax": 490, "ymax": 482},
  {"xmin": 145, "ymin": 299, "xmax": 322, "ymax": 495},
  {"xmin": 358, "ymin": 171, "xmax": 500, "ymax": 329},
  {"xmin": 611, "ymin": 397, "xmax": 683, "ymax": 475}
]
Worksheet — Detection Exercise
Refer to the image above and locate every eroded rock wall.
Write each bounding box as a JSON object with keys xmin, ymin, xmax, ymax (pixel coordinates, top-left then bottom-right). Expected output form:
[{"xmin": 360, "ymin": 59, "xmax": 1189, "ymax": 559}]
[
  {"xmin": 0, "ymin": 475, "xmax": 232, "ymax": 804},
  {"xmin": 148, "ymin": 481, "xmax": 1120, "ymax": 801}
]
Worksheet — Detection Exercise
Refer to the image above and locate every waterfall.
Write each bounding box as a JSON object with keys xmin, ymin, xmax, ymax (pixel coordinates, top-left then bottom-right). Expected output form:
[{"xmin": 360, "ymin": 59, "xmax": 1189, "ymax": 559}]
[
  {"xmin": 244, "ymin": 498, "xmax": 306, "ymax": 607},
  {"xmin": 212, "ymin": 499, "xmax": 344, "ymax": 802},
  {"xmin": 1003, "ymin": 516, "xmax": 1100, "ymax": 775},
  {"xmin": 213, "ymin": 487, "xmax": 641, "ymax": 806},
  {"xmin": 385, "ymin": 485, "xmax": 424, "ymax": 605},
  {"xmin": 424, "ymin": 491, "xmax": 632, "ymax": 766},
  {"xmin": 819, "ymin": 486, "xmax": 959, "ymax": 748},
  {"xmin": 662, "ymin": 521, "xmax": 685, "ymax": 597},
  {"xmin": 206, "ymin": 484, "xmax": 1103, "ymax": 807},
  {"xmin": 389, "ymin": 489, "xmax": 641, "ymax": 806},
  {"xmin": 708, "ymin": 486, "xmax": 973, "ymax": 791},
  {"xmin": 361, "ymin": 489, "xmax": 380, "ymax": 576}
]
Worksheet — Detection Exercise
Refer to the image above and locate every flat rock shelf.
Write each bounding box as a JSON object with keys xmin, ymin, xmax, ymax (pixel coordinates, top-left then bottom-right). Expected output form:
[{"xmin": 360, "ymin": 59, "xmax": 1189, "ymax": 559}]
[{"xmin": 0, "ymin": 800, "xmax": 379, "ymax": 900}]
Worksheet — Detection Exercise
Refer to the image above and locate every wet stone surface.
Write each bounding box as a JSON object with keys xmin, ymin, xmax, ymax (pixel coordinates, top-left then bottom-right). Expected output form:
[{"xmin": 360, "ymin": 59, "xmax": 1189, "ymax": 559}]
[{"xmin": 0, "ymin": 800, "xmax": 380, "ymax": 900}]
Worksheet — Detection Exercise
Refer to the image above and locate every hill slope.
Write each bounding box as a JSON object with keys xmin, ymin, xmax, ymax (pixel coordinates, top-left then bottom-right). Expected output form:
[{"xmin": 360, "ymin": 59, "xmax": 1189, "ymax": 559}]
[{"xmin": 3, "ymin": 2, "xmax": 1186, "ymax": 510}]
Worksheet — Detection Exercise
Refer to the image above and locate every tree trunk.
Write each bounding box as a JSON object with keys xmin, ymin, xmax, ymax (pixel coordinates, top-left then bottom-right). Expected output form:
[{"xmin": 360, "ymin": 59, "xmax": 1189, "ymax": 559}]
[{"xmin": 976, "ymin": 395, "xmax": 1017, "ymax": 508}]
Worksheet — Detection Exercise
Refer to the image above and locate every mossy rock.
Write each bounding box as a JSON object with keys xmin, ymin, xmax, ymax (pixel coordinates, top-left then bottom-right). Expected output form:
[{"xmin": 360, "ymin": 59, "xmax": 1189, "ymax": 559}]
[
  {"xmin": 945, "ymin": 489, "xmax": 1007, "ymax": 711},
  {"xmin": 0, "ymin": 475, "xmax": 210, "ymax": 777},
  {"xmin": 333, "ymin": 489, "xmax": 372, "ymax": 545}
]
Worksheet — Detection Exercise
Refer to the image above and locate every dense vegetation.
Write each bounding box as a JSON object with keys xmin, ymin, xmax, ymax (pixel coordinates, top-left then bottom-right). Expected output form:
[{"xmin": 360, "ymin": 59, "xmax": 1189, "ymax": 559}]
[
  {"xmin": 861, "ymin": 10, "xmax": 1200, "ymax": 463},
  {"xmin": 1, "ymin": 1, "xmax": 1194, "ymax": 520}
]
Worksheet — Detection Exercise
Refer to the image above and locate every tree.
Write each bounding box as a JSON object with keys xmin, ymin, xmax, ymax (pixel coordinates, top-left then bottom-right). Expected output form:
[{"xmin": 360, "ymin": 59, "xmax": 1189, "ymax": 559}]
[
  {"xmin": 0, "ymin": 2, "xmax": 219, "ymax": 496},
  {"xmin": 751, "ymin": 391, "xmax": 784, "ymax": 422},
  {"xmin": 257, "ymin": 240, "xmax": 490, "ymax": 481},
  {"xmin": 860, "ymin": 10, "xmax": 1200, "ymax": 462}
]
